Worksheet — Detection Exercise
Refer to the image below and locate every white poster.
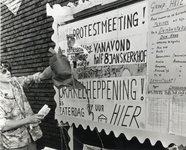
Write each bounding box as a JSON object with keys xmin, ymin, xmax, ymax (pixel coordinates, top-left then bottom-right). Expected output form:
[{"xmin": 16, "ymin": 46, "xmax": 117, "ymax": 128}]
[
  {"xmin": 148, "ymin": 0, "xmax": 186, "ymax": 91},
  {"xmin": 54, "ymin": 1, "xmax": 148, "ymax": 132},
  {"xmin": 147, "ymin": 0, "xmax": 186, "ymax": 143}
]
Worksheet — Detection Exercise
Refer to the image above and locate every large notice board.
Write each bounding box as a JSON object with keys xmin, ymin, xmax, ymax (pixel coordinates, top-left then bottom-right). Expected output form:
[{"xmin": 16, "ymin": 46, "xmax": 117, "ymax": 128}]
[{"xmin": 49, "ymin": 0, "xmax": 186, "ymax": 147}]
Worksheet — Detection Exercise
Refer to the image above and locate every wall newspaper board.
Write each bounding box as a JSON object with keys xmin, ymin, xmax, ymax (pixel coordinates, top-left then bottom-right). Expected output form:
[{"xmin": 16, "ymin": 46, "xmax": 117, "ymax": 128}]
[
  {"xmin": 147, "ymin": 0, "xmax": 186, "ymax": 146},
  {"xmin": 148, "ymin": 0, "xmax": 186, "ymax": 91},
  {"xmin": 49, "ymin": 0, "xmax": 186, "ymax": 147}
]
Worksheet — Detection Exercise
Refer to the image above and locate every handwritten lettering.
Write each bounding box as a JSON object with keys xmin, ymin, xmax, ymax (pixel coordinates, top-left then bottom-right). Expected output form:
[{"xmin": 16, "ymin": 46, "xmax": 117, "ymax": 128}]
[
  {"xmin": 59, "ymin": 78, "xmax": 144, "ymax": 101},
  {"xmin": 156, "ymin": 50, "xmax": 163, "ymax": 53},
  {"xmin": 60, "ymin": 106, "xmax": 85, "ymax": 117},
  {"xmin": 159, "ymin": 25, "xmax": 186, "ymax": 34},
  {"xmin": 156, "ymin": 60, "xmax": 164, "ymax": 63},
  {"xmin": 73, "ymin": 12, "xmax": 139, "ymax": 40},
  {"xmin": 151, "ymin": 2, "xmax": 166, "ymax": 13},
  {"xmin": 94, "ymin": 50, "xmax": 147, "ymax": 65},
  {"xmin": 94, "ymin": 39, "xmax": 130, "ymax": 53},
  {"xmin": 168, "ymin": 0, "xmax": 184, "ymax": 9},
  {"xmin": 150, "ymin": 78, "xmax": 174, "ymax": 84},
  {"xmin": 173, "ymin": 59, "xmax": 186, "ymax": 63},
  {"xmin": 154, "ymin": 21, "xmax": 169, "ymax": 27},
  {"xmin": 156, "ymin": 54, "xmax": 170, "ymax": 58},
  {"xmin": 110, "ymin": 104, "xmax": 142, "ymax": 128},
  {"xmin": 168, "ymin": 40, "xmax": 180, "ymax": 44},
  {"xmin": 172, "ymin": 53, "xmax": 186, "ymax": 58},
  {"xmin": 95, "ymin": 105, "xmax": 104, "ymax": 112},
  {"xmin": 169, "ymin": 86, "xmax": 186, "ymax": 91}
]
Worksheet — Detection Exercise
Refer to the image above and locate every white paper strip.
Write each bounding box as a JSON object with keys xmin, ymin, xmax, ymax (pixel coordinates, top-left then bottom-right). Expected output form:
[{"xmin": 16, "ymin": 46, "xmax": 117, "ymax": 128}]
[{"xmin": 0, "ymin": 0, "xmax": 22, "ymax": 15}]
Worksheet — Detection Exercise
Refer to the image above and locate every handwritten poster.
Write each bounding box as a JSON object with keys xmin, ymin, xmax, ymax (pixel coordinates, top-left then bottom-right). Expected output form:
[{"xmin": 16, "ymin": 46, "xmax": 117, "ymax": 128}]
[
  {"xmin": 54, "ymin": 1, "xmax": 148, "ymax": 134},
  {"xmin": 148, "ymin": 0, "xmax": 186, "ymax": 91},
  {"xmin": 147, "ymin": 0, "xmax": 186, "ymax": 143},
  {"xmin": 55, "ymin": 77, "xmax": 146, "ymax": 130},
  {"xmin": 58, "ymin": 2, "xmax": 148, "ymax": 68}
]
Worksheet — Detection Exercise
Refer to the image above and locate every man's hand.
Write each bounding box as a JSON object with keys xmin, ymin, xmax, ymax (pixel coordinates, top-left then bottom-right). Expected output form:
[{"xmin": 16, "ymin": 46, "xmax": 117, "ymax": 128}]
[
  {"xmin": 39, "ymin": 66, "xmax": 53, "ymax": 80},
  {"xmin": 26, "ymin": 114, "xmax": 44, "ymax": 124}
]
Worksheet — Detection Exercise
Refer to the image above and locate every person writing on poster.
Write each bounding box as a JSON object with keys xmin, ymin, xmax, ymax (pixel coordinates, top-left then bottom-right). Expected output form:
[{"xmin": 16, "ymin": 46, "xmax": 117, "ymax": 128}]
[{"xmin": 0, "ymin": 59, "xmax": 52, "ymax": 150}]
